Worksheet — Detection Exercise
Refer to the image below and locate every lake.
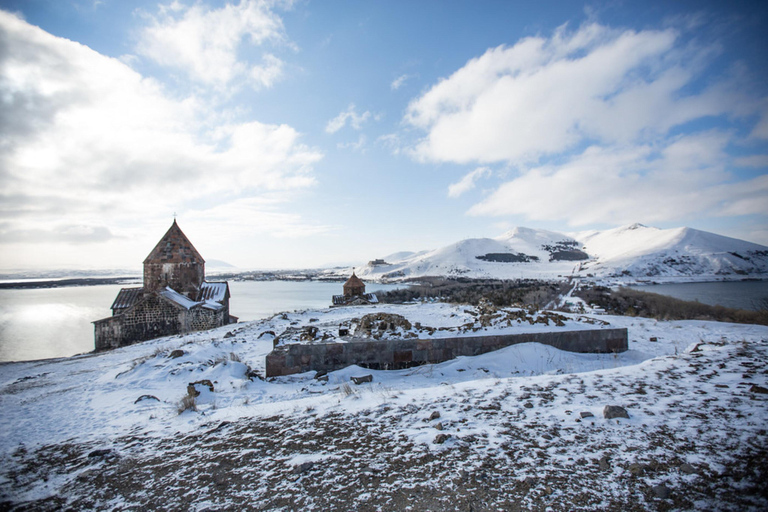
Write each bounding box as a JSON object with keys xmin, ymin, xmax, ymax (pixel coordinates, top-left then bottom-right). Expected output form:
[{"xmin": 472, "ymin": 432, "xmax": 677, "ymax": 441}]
[
  {"xmin": 627, "ymin": 280, "xmax": 768, "ymax": 311},
  {"xmin": 0, "ymin": 280, "xmax": 403, "ymax": 363}
]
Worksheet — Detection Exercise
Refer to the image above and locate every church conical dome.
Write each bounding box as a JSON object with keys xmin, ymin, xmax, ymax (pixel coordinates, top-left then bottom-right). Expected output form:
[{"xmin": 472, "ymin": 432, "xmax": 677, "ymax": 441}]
[
  {"xmin": 143, "ymin": 219, "xmax": 204, "ymax": 264},
  {"xmin": 343, "ymin": 271, "xmax": 365, "ymax": 297}
]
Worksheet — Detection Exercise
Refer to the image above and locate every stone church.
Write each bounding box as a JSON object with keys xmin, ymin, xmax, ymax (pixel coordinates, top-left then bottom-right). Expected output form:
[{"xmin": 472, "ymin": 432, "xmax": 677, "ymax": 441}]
[
  {"xmin": 332, "ymin": 271, "xmax": 378, "ymax": 306},
  {"xmin": 94, "ymin": 220, "xmax": 237, "ymax": 351}
]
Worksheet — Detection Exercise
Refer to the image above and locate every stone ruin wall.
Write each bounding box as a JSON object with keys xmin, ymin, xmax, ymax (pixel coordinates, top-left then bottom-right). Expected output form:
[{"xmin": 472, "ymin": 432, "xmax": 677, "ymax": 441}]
[{"xmin": 266, "ymin": 328, "xmax": 628, "ymax": 377}]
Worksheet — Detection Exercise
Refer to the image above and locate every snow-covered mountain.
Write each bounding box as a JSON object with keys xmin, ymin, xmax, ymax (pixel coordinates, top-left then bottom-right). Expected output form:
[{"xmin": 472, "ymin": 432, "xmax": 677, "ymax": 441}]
[{"xmin": 357, "ymin": 224, "xmax": 768, "ymax": 283}]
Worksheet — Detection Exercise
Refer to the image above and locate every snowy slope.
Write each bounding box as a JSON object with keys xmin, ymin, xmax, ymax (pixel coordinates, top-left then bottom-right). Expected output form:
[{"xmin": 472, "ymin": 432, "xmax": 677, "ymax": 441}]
[
  {"xmin": 1, "ymin": 303, "xmax": 767, "ymax": 509},
  {"xmin": 574, "ymin": 224, "xmax": 768, "ymax": 281},
  {"xmin": 357, "ymin": 224, "xmax": 768, "ymax": 283},
  {"xmin": 358, "ymin": 228, "xmax": 582, "ymax": 281}
]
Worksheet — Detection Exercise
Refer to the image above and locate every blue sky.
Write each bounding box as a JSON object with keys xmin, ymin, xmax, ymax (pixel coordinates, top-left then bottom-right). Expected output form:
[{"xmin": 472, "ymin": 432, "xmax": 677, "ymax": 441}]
[{"xmin": 0, "ymin": 0, "xmax": 767, "ymax": 270}]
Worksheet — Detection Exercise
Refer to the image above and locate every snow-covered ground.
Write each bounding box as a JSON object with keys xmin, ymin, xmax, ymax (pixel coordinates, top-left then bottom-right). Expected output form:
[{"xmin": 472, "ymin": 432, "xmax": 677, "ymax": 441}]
[{"xmin": 1, "ymin": 302, "xmax": 767, "ymax": 510}]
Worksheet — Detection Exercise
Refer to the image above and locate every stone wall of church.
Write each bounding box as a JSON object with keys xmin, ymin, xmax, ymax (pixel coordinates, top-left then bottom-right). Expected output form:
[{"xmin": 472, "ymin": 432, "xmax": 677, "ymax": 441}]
[
  {"xmin": 143, "ymin": 261, "xmax": 204, "ymax": 298},
  {"xmin": 186, "ymin": 307, "xmax": 228, "ymax": 332},
  {"xmin": 95, "ymin": 295, "xmax": 184, "ymax": 350},
  {"xmin": 95, "ymin": 296, "xmax": 232, "ymax": 351}
]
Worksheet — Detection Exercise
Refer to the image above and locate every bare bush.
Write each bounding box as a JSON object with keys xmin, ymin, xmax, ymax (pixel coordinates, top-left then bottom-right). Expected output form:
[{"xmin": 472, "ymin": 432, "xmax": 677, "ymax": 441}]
[{"xmin": 177, "ymin": 393, "xmax": 197, "ymax": 414}]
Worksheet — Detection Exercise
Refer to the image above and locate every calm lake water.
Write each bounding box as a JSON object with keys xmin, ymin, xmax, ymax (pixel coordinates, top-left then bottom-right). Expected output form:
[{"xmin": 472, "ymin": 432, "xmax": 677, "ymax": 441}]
[
  {"xmin": 627, "ymin": 280, "xmax": 768, "ymax": 311},
  {"xmin": 0, "ymin": 280, "xmax": 403, "ymax": 363}
]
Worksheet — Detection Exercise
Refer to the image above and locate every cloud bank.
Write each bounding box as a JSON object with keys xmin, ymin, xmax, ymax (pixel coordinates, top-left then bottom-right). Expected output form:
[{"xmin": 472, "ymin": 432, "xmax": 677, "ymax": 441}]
[
  {"xmin": 0, "ymin": 10, "xmax": 323, "ymax": 253},
  {"xmin": 406, "ymin": 21, "xmax": 768, "ymax": 226}
]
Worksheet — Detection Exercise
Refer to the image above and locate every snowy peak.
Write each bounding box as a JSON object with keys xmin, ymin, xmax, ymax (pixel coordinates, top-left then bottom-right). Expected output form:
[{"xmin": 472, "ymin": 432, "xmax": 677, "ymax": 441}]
[{"xmin": 359, "ymin": 224, "xmax": 768, "ymax": 283}]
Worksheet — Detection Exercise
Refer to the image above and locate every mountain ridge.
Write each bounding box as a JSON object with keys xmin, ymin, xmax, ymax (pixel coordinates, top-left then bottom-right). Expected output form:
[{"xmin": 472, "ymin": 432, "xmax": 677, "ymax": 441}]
[{"xmin": 356, "ymin": 224, "xmax": 768, "ymax": 283}]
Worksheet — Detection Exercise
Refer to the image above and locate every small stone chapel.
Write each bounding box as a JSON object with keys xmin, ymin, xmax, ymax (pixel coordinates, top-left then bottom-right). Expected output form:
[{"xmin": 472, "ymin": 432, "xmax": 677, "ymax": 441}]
[
  {"xmin": 332, "ymin": 270, "xmax": 378, "ymax": 306},
  {"xmin": 94, "ymin": 220, "xmax": 237, "ymax": 350}
]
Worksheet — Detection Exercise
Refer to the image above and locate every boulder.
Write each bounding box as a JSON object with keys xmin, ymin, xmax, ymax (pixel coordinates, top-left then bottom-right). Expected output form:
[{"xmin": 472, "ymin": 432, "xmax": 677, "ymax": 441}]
[
  {"xmin": 187, "ymin": 379, "xmax": 215, "ymax": 397},
  {"xmin": 603, "ymin": 405, "xmax": 630, "ymax": 419},
  {"xmin": 428, "ymin": 411, "xmax": 441, "ymax": 421},
  {"xmin": 168, "ymin": 350, "xmax": 185, "ymax": 359},
  {"xmin": 134, "ymin": 395, "xmax": 160, "ymax": 404},
  {"xmin": 434, "ymin": 433, "xmax": 449, "ymax": 444},
  {"xmin": 652, "ymin": 484, "xmax": 671, "ymax": 499},
  {"xmin": 351, "ymin": 375, "xmax": 373, "ymax": 385},
  {"xmin": 749, "ymin": 384, "xmax": 768, "ymax": 394},
  {"xmin": 87, "ymin": 449, "xmax": 113, "ymax": 458},
  {"xmin": 580, "ymin": 411, "xmax": 594, "ymax": 419},
  {"xmin": 293, "ymin": 461, "xmax": 314, "ymax": 475}
]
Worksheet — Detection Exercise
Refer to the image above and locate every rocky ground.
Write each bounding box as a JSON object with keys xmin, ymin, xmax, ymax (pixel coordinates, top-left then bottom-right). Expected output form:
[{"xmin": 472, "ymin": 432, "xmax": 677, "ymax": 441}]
[{"xmin": 3, "ymin": 334, "xmax": 767, "ymax": 511}]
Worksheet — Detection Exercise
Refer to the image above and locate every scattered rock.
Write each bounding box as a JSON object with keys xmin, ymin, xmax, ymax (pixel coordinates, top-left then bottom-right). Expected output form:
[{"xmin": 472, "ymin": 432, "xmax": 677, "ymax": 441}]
[
  {"xmin": 246, "ymin": 369, "xmax": 263, "ymax": 381},
  {"xmin": 714, "ymin": 384, "xmax": 729, "ymax": 389},
  {"xmin": 652, "ymin": 483, "xmax": 671, "ymax": 499},
  {"xmin": 300, "ymin": 326, "xmax": 319, "ymax": 341},
  {"xmin": 314, "ymin": 370, "xmax": 328, "ymax": 380},
  {"xmin": 628, "ymin": 463, "xmax": 644, "ymax": 476},
  {"xmin": 351, "ymin": 375, "xmax": 373, "ymax": 385},
  {"xmin": 434, "ymin": 433, "xmax": 449, "ymax": 444},
  {"xmin": 649, "ymin": 337, "xmax": 658, "ymax": 342},
  {"xmin": 580, "ymin": 411, "xmax": 594, "ymax": 419},
  {"xmin": 309, "ymin": 318, "xmax": 319, "ymax": 323},
  {"xmin": 749, "ymin": 384, "xmax": 768, "ymax": 394},
  {"xmin": 524, "ymin": 402, "xmax": 534, "ymax": 409},
  {"xmin": 435, "ymin": 422, "xmax": 444, "ymax": 431},
  {"xmin": 187, "ymin": 380, "xmax": 215, "ymax": 397},
  {"xmin": 679, "ymin": 463, "xmax": 697, "ymax": 475},
  {"xmin": 257, "ymin": 330, "xmax": 276, "ymax": 339},
  {"xmin": 603, "ymin": 405, "xmax": 629, "ymax": 420},
  {"xmin": 134, "ymin": 395, "xmax": 160, "ymax": 404},
  {"xmin": 429, "ymin": 411, "xmax": 441, "ymax": 421},
  {"xmin": 598, "ymin": 457, "xmax": 610, "ymax": 471},
  {"xmin": 168, "ymin": 349, "xmax": 185, "ymax": 359},
  {"xmin": 223, "ymin": 332, "xmax": 235, "ymax": 339},
  {"xmin": 293, "ymin": 462, "xmax": 314, "ymax": 475},
  {"xmin": 355, "ymin": 313, "xmax": 412, "ymax": 336}
]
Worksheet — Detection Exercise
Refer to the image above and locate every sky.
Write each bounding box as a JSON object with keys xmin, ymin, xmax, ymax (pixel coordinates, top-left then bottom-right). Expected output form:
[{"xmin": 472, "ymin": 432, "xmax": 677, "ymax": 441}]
[{"xmin": 0, "ymin": 0, "xmax": 767, "ymax": 271}]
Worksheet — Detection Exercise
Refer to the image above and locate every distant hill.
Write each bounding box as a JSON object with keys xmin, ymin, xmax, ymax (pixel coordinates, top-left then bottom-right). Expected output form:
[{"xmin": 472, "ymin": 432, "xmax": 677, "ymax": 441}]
[
  {"xmin": 206, "ymin": 259, "xmax": 235, "ymax": 269},
  {"xmin": 356, "ymin": 224, "xmax": 768, "ymax": 283}
]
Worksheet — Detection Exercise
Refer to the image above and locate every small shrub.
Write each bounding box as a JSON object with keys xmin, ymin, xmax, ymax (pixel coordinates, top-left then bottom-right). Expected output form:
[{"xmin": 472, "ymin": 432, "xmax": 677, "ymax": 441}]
[
  {"xmin": 339, "ymin": 382, "xmax": 356, "ymax": 397},
  {"xmin": 177, "ymin": 393, "xmax": 197, "ymax": 414}
]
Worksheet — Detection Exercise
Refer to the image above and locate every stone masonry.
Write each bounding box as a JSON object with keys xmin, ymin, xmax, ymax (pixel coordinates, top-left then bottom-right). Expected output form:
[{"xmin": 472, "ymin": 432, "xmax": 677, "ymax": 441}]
[{"xmin": 266, "ymin": 328, "xmax": 628, "ymax": 377}]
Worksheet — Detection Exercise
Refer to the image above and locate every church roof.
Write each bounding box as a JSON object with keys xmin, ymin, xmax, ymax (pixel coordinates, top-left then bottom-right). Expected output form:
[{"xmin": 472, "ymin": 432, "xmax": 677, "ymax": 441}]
[
  {"xmin": 344, "ymin": 272, "xmax": 365, "ymax": 288},
  {"xmin": 198, "ymin": 281, "xmax": 229, "ymax": 303},
  {"xmin": 143, "ymin": 220, "xmax": 204, "ymax": 265},
  {"xmin": 111, "ymin": 287, "xmax": 143, "ymax": 310}
]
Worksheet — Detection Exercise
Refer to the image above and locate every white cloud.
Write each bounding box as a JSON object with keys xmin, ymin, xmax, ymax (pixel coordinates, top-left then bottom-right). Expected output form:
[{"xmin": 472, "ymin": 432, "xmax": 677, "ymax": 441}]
[
  {"xmin": 447, "ymin": 167, "xmax": 491, "ymax": 198},
  {"xmin": 735, "ymin": 155, "xmax": 768, "ymax": 168},
  {"xmin": 0, "ymin": 10, "xmax": 322, "ymax": 261},
  {"xmin": 337, "ymin": 134, "xmax": 367, "ymax": 152},
  {"xmin": 405, "ymin": 22, "xmax": 748, "ymax": 165},
  {"xmin": 468, "ymin": 132, "xmax": 768, "ymax": 226},
  {"xmin": 391, "ymin": 74, "xmax": 409, "ymax": 90},
  {"xmin": 325, "ymin": 104, "xmax": 372, "ymax": 134},
  {"xmin": 135, "ymin": 0, "xmax": 290, "ymax": 90},
  {"xmin": 249, "ymin": 53, "xmax": 285, "ymax": 89}
]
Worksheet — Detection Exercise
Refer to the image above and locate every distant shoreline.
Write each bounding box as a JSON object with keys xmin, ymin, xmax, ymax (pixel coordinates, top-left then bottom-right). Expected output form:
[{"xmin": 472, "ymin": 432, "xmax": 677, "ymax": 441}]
[{"xmin": 0, "ymin": 277, "xmax": 140, "ymax": 289}]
